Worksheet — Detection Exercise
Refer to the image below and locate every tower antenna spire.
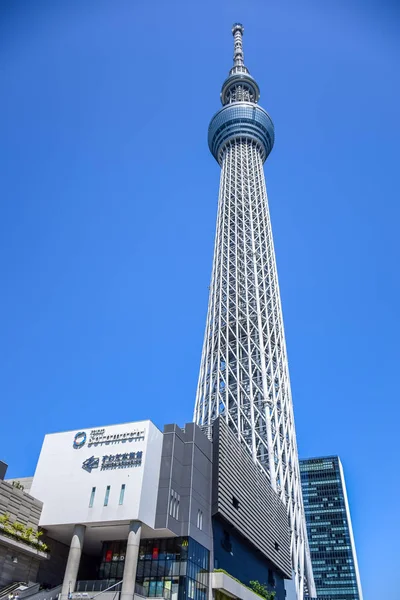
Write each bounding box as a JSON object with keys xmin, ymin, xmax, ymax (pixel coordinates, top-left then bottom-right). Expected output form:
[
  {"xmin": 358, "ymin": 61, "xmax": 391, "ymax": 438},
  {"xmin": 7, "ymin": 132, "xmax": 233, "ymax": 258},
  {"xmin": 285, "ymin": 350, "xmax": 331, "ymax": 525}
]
[{"xmin": 232, "ymin": 22, "xmax": 245, "ymax": 67}]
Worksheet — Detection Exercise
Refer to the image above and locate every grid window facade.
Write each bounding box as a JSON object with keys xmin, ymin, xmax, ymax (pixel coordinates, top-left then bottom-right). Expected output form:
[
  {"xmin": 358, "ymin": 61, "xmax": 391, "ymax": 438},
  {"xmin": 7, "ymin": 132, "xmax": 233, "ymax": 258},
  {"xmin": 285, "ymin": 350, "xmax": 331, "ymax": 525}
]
[
  {"xmin": 136, "ymin": 537, "xmax": 209, "ymax": 600},
  {"xmin": 99, "ymin": 540, "xmax": 126, "ymax": 580},
  {"xmin": 300, "ymin": 457, "xmax": 363, "ymax": 600}
]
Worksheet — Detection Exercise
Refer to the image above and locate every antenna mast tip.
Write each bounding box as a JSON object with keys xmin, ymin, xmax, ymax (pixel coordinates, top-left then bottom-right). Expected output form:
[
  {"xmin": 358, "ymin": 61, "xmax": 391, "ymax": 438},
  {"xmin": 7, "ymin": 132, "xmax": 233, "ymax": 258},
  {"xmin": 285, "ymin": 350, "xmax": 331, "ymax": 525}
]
[{"xmin": 232, "ymin": 23, "xmax": 244, "ymax": 35}]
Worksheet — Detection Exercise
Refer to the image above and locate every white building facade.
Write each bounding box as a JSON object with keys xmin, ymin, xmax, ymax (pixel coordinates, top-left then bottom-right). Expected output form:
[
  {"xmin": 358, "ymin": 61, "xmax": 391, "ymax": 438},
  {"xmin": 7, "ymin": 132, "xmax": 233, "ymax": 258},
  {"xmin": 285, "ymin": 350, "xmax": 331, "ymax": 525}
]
[{"xmin": 30, "ymin": 421, "xmax": 164, "ymax": 600}]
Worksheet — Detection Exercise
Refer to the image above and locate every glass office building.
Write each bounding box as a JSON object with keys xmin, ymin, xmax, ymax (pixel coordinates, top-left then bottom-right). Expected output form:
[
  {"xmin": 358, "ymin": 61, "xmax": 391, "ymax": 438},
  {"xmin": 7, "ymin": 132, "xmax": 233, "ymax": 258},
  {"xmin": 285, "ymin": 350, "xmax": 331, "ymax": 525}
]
[
  {"xmin": 299, "ymin": 457, "xmax": 363, "ymax": 600},
  {"xmin": 99, "ymin": 537, "xmax": 209, "ymax": 600}
]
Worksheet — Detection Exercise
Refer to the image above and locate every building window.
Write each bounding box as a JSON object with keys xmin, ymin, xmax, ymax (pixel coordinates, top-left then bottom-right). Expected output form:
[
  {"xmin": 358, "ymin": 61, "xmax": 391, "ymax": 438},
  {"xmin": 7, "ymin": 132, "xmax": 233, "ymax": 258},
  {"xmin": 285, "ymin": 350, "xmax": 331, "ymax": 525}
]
[
  {"xmin": 169, "ymin": 489, "xmax": 180, "ymax": 519},
  {"xmin": 232, "ymin": 496, "xmax": 239, "ymax": 510},
  {"xmin": 119, "ymin": 484, "xmax": 126, "ymax": 505},
  {"xmin": 133, "ymin": 537, "xmax": 210, "ymax": 600},
  {"xmin": 89, "ymin": 487, "xmax": 96, "ymax": 508},
  {"xmin": 274, "ymin": 541, "xmax": 279, "ymax": 551},
  {"xmin": 104, "ymin": 485, "xmax": 111, "ymax": 506},
  {"xmin": 268, "ymin": 570, "xmax": 275, "ymax": 587},
  {"xmin": 221, "ymin": 530, "xmax": 232, "ymax": 553},
  {"xmin": 197, "ymin": 509, "xmax": 203, "ymax": 530}
]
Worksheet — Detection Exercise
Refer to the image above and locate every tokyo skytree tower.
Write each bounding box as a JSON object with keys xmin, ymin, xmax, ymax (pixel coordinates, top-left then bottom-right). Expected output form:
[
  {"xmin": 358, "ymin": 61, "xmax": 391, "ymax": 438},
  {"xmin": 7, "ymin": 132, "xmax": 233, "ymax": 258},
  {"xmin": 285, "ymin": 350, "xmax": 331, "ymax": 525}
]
[{"xmin": 194, "ymin": 24, "xmax": 316, "ymax": 599}]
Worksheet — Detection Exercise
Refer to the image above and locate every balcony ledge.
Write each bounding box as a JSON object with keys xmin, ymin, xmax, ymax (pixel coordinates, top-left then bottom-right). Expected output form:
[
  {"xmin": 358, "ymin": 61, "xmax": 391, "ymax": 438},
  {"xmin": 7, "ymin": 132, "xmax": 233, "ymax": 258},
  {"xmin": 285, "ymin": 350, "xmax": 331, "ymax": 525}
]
[
  {"xmin": 0, "ymin": 532, "xmax": 49, "ymax": 559},
  {"xmin": 212, "ymin": 572, "xmax": 265, "ymax": 600}
]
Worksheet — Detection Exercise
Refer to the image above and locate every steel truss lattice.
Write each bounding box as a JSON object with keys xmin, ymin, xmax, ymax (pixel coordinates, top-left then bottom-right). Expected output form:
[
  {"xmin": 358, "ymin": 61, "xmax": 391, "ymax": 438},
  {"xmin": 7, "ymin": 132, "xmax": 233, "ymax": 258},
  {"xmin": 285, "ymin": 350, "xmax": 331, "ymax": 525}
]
[{"xmin": 193, "ymin": 24, "xmax": 316, "ymax": 600}]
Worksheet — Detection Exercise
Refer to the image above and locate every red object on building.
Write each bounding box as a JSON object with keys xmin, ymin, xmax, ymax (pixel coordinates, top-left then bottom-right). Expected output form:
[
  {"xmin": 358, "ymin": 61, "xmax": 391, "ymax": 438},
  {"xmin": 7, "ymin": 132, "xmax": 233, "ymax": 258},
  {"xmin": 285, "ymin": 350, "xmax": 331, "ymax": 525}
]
[
  {"xmin": 105, "ymin": 550, "xmax": 113, "ymax": 562},
  {"xmin": 152, "ymin": 547, "xmax": 159, "ymax": 559}
]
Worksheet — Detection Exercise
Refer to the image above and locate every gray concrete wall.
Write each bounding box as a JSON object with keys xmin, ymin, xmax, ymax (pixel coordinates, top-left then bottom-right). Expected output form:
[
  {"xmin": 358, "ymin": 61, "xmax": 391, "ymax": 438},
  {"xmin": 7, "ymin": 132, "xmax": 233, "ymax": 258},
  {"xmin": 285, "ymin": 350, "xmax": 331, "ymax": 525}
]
[
  {"xmin": 4, "ymin": 478, "xmax": 34, "ymax": 496},
  {"xmin": 0, "ymin": 479, "xmax": 45, "ymax": 587},
  {"xmin": 155, "ymin": 423, "xmax": 213, "ymax": 550},
  {"xmin": 0, "ymin": 480, "xmax": 42, "ymax": 529},
  {"xmin": 0, "ymin": 462, "xmax": 7, "ymax": 481},
  {"xmin": 212, "ymin": 417, "xmax": 292, "ymax": 579},
  {"xmin": 37, "ymin": 536, "xmax": 70, "ymax": 588},
  {"xmin": 0, "ymin": 543, "xmax": 41, "ymax": 587}
]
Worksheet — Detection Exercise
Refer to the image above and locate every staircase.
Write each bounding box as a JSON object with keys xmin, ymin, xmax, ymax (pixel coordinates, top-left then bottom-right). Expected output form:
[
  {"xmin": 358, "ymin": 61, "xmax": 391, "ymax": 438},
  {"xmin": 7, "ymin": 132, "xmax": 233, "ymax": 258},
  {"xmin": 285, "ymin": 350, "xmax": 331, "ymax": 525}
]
[{"xmin": 0, "ymin": 583, "xmax": 27, "ymax": 600}]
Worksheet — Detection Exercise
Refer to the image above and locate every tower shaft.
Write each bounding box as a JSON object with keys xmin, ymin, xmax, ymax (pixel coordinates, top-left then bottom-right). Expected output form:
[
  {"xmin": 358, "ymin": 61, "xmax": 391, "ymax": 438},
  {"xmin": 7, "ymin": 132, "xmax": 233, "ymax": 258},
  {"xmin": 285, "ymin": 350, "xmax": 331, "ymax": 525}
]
[{"xmin": 194, "ymin": 24, "xmax": 316, "ymax": 600}]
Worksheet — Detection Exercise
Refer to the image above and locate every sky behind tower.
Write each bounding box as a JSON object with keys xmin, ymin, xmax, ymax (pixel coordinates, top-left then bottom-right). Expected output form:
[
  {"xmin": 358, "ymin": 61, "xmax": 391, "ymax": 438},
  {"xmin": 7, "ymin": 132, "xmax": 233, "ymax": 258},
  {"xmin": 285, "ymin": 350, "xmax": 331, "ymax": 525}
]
[{"xmin": 1, "ymin": 1, "xmax": 399, "ymax": 598}]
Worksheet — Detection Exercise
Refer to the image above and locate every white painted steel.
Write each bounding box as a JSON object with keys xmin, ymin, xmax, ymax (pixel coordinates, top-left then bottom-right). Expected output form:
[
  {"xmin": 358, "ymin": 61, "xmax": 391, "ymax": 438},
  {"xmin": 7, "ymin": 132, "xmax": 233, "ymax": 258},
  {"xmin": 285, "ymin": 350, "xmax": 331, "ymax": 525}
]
[
  {"xmin": 338, "ymin": 459, "xmax": 364, "ymax": 600},
  {"xmin": 194, "ymin": 25, "xmax": 316, "ymax": 600}
]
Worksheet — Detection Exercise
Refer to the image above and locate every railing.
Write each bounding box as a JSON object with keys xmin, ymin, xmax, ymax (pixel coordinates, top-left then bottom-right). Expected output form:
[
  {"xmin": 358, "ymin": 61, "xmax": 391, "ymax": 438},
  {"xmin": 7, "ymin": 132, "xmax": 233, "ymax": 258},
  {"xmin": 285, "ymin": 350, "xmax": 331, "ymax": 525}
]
[
  {"xmin": 134, "ymin": 584, "xmax": 171, "ymax": 600},
  {"xmin": 74, "ymin": 581, "xmax": 171, "ymax": 600},
  {"xmin": 134, "ymin": 584, "xmax": 147, "ymax": 598},
  {"xmin": 75, "ymin": 582, "xmax": 122, "ymax": 594},
  {"xmin": 90, "ymin": 581, "xmax": 122, "ymax": 600}
]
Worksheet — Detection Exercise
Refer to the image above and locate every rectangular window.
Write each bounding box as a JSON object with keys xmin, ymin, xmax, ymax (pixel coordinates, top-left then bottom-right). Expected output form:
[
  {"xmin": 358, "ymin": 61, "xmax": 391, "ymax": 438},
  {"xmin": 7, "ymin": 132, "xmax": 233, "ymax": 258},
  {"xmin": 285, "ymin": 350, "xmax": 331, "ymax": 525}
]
[
  {"xmin": 197, "ymin": 510, "xmax": 203, "ymax": 530},
  {"xmin": 104, "ymin": 485, "xmax": 111, "ymax": 506},
  {"xmin": 89, "ymin": 486, "xmax": 96, "ymax": 508},
  {"xmin": 119, "ymin": 484, "xmax": 126, "ymax": 505}
]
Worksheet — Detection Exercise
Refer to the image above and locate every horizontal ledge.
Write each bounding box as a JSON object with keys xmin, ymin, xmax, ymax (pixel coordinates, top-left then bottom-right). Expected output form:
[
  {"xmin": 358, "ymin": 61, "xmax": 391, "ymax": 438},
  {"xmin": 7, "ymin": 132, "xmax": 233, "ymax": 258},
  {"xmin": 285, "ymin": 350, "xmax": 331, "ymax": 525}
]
[
  {"xmin": 0, "ymin": 532, "xmax": 49, "ymax": 559},
  {"xmin": 212, "ymin": 572, "xmax": 266, "ymax": 600}
]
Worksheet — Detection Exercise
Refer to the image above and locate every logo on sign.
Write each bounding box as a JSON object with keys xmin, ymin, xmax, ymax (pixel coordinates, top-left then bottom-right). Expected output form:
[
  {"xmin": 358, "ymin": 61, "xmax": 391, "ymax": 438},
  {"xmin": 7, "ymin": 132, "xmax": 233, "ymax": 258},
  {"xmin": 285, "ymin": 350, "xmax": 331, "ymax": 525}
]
[
  {"xmin": 73, "ymin": 431, "xmax": 87, "ymax": 449},
  {"xmin": 82, "ymin": 456, "xmax": 99, "ymax": 473},
  {"xmin": 81, "ymin": 452, "xmax": 143, "ymax": 473},
  {"xmin": 73, "ymin": 427, "xmax": 145, "ymax": 449}
]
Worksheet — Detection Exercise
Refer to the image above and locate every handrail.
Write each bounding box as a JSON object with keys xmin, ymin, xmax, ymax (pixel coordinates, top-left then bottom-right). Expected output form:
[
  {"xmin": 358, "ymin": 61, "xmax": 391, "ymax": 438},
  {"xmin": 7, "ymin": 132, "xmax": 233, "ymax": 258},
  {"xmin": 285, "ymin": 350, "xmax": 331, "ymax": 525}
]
[{"xmin": 89, "ymin": 581, "xmax": 122, "ymax": 600}]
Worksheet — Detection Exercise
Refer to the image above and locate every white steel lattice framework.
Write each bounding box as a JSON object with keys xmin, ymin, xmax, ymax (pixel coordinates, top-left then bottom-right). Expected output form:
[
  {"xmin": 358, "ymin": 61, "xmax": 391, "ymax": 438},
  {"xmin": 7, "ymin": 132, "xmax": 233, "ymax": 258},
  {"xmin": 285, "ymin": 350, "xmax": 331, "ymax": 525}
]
[{"xmin": 193, "ymin": 24, "xmax": 316, "ymax": 600}]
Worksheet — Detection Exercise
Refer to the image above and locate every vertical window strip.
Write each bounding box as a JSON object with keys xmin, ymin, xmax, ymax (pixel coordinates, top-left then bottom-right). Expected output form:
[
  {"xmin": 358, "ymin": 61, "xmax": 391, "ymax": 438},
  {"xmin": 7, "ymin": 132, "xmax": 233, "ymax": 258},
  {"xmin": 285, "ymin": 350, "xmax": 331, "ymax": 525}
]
[
  {"xmin": 169, "ymin": 489, "xmax": 180, "ymax": 519},
  {"xmin": 197, "ymin": 509, "xmax": 203, "ymax": 530},
  {"xmin": 89, "ymin": 486, "xmax": 96, "ymax": 508},
  {"xmin": 104, "ymin": 485, "xmax": 110, "ymax": 506},
  {"xmin": 119, "ymin": 484, "xmax": 126, "ymax": 505}
]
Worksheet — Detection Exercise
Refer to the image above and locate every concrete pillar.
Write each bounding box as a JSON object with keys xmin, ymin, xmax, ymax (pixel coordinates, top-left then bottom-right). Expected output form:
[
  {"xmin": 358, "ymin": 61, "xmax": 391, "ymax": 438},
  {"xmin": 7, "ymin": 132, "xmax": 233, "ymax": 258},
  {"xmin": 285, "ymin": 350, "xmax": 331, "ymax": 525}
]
[
  {"xmin": 120, "ymin": 521, "xmax": 142, "ymax": 600},
  {"xmin": 61, "ymin": 524, "xmax": 86, "ymax": 600}
]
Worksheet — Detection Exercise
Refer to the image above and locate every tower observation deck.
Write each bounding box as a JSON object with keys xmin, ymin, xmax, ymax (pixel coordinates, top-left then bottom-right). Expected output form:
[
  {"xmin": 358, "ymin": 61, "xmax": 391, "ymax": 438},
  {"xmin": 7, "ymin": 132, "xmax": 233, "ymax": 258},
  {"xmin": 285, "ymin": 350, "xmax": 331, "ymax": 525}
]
[{"xmin": 194, "ymin": 24, "xmax": 316, "ymax": 600}]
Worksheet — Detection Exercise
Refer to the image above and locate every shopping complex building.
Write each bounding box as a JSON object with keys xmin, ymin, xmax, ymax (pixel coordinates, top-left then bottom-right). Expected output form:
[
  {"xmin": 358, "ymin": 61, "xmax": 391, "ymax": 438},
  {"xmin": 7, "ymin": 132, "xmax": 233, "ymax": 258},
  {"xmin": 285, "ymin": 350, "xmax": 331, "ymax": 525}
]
[{"xmin": 0, "ymin": 418, "xmax": 294, "ymax": 600}]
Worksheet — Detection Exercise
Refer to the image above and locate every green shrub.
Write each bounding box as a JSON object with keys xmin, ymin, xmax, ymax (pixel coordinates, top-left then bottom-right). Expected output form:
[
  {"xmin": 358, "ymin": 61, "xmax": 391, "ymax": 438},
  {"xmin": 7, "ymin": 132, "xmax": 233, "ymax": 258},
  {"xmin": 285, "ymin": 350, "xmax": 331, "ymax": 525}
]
[
  {"xmin": 249, "ymin": 581, "xmax": 275, "ymax": 600},
  {"xmin": 0, "ymin": 516, "xmax": 49, "ymax": 554},
  {"xmin": 213, "ymin": 571, "xmax": 275, "ymax": 600}
]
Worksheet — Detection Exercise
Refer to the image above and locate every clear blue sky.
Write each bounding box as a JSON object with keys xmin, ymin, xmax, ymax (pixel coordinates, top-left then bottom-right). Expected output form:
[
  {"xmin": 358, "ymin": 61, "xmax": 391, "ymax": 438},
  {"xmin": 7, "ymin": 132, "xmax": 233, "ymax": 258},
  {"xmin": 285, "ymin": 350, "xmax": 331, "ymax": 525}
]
[{"xmin": 1, "ymin": 1, "xmax": 399, "ymax": 598}]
